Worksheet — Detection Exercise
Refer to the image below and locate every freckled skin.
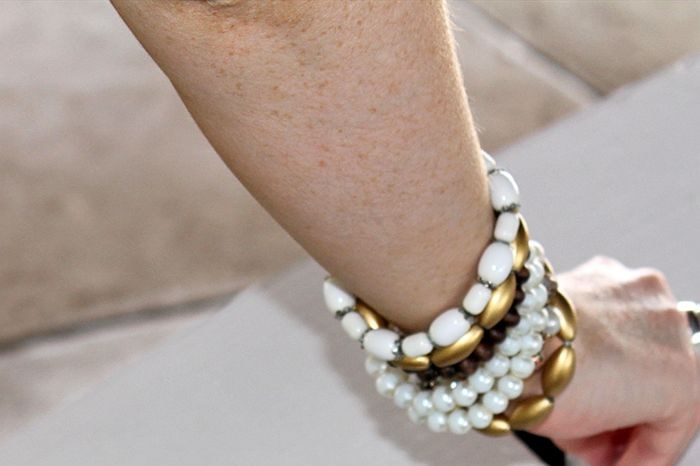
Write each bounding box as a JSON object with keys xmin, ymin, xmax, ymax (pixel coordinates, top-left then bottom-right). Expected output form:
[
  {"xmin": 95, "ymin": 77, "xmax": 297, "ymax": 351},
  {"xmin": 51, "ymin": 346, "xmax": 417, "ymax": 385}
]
[{"xmin": 111, "ymin": 0, "xmax": 492, "ymax": 331}]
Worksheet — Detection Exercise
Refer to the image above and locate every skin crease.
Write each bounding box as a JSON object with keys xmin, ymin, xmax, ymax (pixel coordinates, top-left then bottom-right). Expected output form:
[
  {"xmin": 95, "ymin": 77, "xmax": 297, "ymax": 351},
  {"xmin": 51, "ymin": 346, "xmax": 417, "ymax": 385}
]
[{"xmin": 110, "ymin": 1, "xmax": 700, "ymax": 464}]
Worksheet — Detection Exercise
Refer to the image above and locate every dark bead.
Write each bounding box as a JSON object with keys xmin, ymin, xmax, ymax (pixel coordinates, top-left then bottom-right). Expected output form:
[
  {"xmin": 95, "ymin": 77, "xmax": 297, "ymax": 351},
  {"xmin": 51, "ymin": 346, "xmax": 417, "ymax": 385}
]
[
  {"xmin": 420, "ymin": 380, "xmax": 436, "ymax": 390},
  {"xmin": 439, "ymin": 366, "xmax": 457, "ymax": 378},
  {"xmin": 417, "ymin": 367, "xmax": 438, "ymax": 382},
  {"xmin": 516, "ymin": 267, "xmax": 530, "ymax": 282},
  {"xmin": 502, "ymin": 308, "xmax": 521, "ymax": 327},
  {"xmin": 452, "ymin": 370, "xmax": 467, "ymax": 381},
  {"xmin": 543, "ymin": 275, "xmax": 559, "ymax": 294},
  {"xmin": 474, "ymin": 342, "xmax": 494, "ymax": 361},
  {"xmin": 487, "ymin": 326, "xmax": 507, "ymax": 344},
  {"xmin": 457, "ymin": 357, "xmax": 479, "ymax": 376},
  {"xmin": 513, "ymin": 287, "xmax": 525, "ymax": 304}
]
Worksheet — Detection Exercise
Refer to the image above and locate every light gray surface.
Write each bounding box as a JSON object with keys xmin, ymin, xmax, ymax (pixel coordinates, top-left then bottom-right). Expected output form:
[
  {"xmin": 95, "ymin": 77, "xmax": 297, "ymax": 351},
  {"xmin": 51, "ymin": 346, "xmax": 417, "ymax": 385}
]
[{"xmin": 0, "ymin": 58, "xmax": 699, "ymax": 465}]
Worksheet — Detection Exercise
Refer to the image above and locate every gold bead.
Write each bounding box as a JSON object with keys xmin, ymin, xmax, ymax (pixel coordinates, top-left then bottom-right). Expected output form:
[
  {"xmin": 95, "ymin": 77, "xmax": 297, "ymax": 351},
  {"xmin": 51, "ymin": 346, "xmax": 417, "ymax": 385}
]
[
  {"xmin": 543, "ymin": 258, "xmax": 555, "ymax": 274},
  {"xmin": 479, "ymin": 272, "xmax": 517, "ymax": 329},
  {"xmin": 550, "ymin": 289, "xmax": 577, "ymax": 342},
  {"xmin": 542, "ymin": 345, "xmax": 576, "ymax": 398},
  {"xmin": 355, "ymin": 300, "xmax": 387, "ymax": 330},
  {"xmin": 391, "ymin": 356, "xmax": 431, "ymax": 372},
  {"xmin": 513, "ymin": 214, "xmax": 530, "ymax": 272},
  {"xmin": 430, "ymin": 326, "xmax": 484, "ymax": 368},
  {"xmin": 478, "ymin": 415, "xmax": 512, "ymax": 436},
  {"xmin": 508, "ymin": 395, "xmax": 554, "ymax": 430}
]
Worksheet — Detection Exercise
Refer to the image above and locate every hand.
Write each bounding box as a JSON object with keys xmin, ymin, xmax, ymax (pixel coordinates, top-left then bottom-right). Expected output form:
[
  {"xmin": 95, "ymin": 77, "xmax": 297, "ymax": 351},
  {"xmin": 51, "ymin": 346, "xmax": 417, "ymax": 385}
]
[{"xmin": 526, "ymin": 256, "xmax": 700, "ymax": 466}]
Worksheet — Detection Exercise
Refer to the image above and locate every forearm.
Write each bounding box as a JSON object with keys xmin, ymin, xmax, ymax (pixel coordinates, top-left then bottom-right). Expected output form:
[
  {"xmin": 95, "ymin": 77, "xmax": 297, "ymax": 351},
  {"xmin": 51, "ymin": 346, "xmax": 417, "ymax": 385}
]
[{"xmin": 111, "ymin": 0, "xmax": 493, "ymax": 331}]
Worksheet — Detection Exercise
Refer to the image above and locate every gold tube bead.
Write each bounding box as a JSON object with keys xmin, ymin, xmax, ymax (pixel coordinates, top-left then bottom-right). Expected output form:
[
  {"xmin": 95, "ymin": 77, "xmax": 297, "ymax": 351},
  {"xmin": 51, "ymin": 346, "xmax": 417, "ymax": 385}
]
[
  {"xmin": 355, "ymin": 300, "xmax": 387, "ymax": 330},
  {"xmin": 542, "ymin": 345, "xmax": 576, "ymax": 398},
  {"xmin": 550, "ymin": 289, "xmax": 577, "ymax": 342},
  {"xmin": 391, "ymin": 356, "xmax": 431, "ymax": 372},
  {"xmin": 479, "ymin": 272, "xmax": 517, "ymax": 329},
  {"xmin": 478, "ymin": 415, "xmax": 512, "ymax": 436},
  {"xmin": 508, "ymin": 395, "xmax": 555, "ymax": 430},
  {"xmin": 430, "ymin": 326, "xmax": 484, "ymax": 368},
  {"xmin": 512, "ymin": 214, "xmax": 530, "ymax": 272}
]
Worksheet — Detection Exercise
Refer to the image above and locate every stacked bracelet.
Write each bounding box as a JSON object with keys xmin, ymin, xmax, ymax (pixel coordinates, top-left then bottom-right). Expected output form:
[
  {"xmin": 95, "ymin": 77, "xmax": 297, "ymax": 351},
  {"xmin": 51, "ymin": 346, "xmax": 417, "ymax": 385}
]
[{"xmin": 322, "ymin": 150, "xmax": 577, "ymax": 436}]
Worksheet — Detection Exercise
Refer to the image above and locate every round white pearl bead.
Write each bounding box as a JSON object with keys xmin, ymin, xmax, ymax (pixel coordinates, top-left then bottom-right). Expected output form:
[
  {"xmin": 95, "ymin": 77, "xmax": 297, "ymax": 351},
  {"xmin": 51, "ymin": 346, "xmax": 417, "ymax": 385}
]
[
  {"xmin": 510, "ymin": 356, "xmax": 536, "ymax": 379},
  {"xmin": 481, "ymin": 150, "xmax": 497, "ymax": 171},
  {"xmin": 527, "ymin": 308, "xmax": 548, "ymax": 333},
  {"xmin": 323, "ymin": 277, "xmax": 355, "ymax": 314},
  {"xmin": 467, "ymin": 403, "xmax": 493, "ymax": 429},
  {"xmin": 509, "ymin": 316, "xmax": 531, "ymax": 336},
  {"xmin": 478, "ymin": 242, "xmax": 514, "ymax": 286},
  {"xmin": 518, "ymin": 284, "xmax": 548, "ymax": 313},
  {"xmin": 431, "ymin": 386, "xmax": 456, "ymax": 413},
  {"xmin": 498, "ymin": 375, "xmax": 524, "ymax": 399},
  {"xmin": 544, "ymin": 307, "xmax": 562, "ymax": 336},
  {"xmin": 468, "ymin": 368, "xmax": 495, "ymax": 394},
  {"xmin": 488, "ymin": 170, "xmax": 520, "ymax": 212},
  {"xmin": 427, "ymin": 411, "xmax": 448, "ymax": 433},
  {"xmin": 528, "ymin": 240, "xmax": 545, "ymax": 260},
  {"xmin": 375, "ymin": 370, "xmax": 402, "ymax": 397},
  {"xmin": 447, "ymin": 409, "xmax": 472, "ymax": 435},
  {"xmin": 393, "ymin": 383, "xmax": 418, "ymax": 409},
  {"xmin": 407, "ymin": 406, "xmax": 424, "ymax": 425},
  {"xmin": 485, "ymin": 353, "xmax": 510, "ymax": 378},
  {"xmin": 412, "ymin": 391, "xmax": 434, "ymax": 417},
  {"xmin": 451, "ymin": 382, "xmax": 478, "ymax": 407},
  {"xmin": 429, "ymin": 308, "xmax": 471, "ymax": 347},
  {"xmin": 364, "ymin": 356, "xmax": 387, "ymax": 376},
  {"xmin": 523, "ymin": 259, "xmax": 545, "ymax": 291},
  {"xmin": 363, "ymin": 329, "xmax": 400, "ymax": 361},
  {"xmin": 462, "ymin": 283, "xmax": 492, "ymax": 316},
  {"xmin": 497, "ymin": 335, "xmax": 521, "ymax": 357},
  {"xmin": 494, "ymin": 212, "xmax": 520, "ymax": 243},
  {"xmin": 401, "ymin": 332, "xmax": 434, "ymax": 357},
  {"xmin": 519, "ymin": 333, "xmax": 544, "ymax": 357},
  {"xmin": 482, "ymin": 390, "xmax": 509, "ymax": 415},
  {"xmin": 341, "ymin": 311, "xmax": 368, "ymax": 341}
]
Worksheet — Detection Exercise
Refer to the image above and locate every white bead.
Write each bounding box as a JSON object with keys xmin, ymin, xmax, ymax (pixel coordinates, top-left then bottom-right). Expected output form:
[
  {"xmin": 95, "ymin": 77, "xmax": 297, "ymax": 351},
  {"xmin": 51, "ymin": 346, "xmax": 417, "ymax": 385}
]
[
  {"xmin": 393, "ymin": 383, "xmax": 418, "ymax": 409},
  {"xmin": 494, "ymin": 212, "xmax": 520, "ymax": 243},
  {"xmin": 468, "ymin": 368, "xmax": 495, "ymax": 394},
  {"xmin": 527, "ymin": 308, "xmax": 548, "ymax": 333},
  {"xmin": 485, "ymin": 353, "xmax": 510, "ymax": 378},
  {"xmin": 482, "ymin": 390, "xmax": 509, "ymax": 414},
  {"xmin": 431, "ymin": 386, "xmax": 456, "ymax": 413},
  {"xmin": 427, "ymin": 411, "xmax": 448, "ymax": 433},
  {"xmin": 412, "ymin": 391, "xmax": 434, "ymax": 417},
  {"xmin": 462, "ymin": 283, "xmax": 492, "ymax": 315},
  {"xmin": 429, "ymin": 308, "xmax": 471, "ymax": 347},
  {"xmin": 407, "ymin": 406, "xmax": 424, "ymax": 424},
  {"xmin": 498, "ymin": 375, "xmax": 524, "ymax": 399},
  {"xmin": 519, "ymin": 333, "xmax": 544, "ymax": 357},
  {"xmin": 528, "ymin": 240, "xmax": 545, "ymax": 260},
  {"xmin": 467, "ymin": 404, "xmax": 493, "ymax": 429},
  {"xmin": 478, "ymin": 242, "xmax": 514, "ymax": 286},
  {"xmin": 323, "ymin": 277, "xmax": 355, "ymax": 314},
  {"xmin": 544, "ymin": 307, "xmax": 562, "ymax": 336},
  {"xmin": 451, "ymin": 382, "xmax": 478, "ymax": 407},
  {"xmin": 363, "ymin": 329, "xmax": 400, "ymax": 361},
  {"xmin": 447, "ymin": 409, "xmax": 472, "ymax": 434},
  {"xmin": 488, "ymin": 170, "xmax": 520, "ymax": 212},
  {"xmin": 341, "ymin": 311, "xmax": 368, "ymax": 341},
  {"xmin": 497, "ymin": 335, "xmax": 521, "ymax": 356},
  {"xmin": 481, "ymin": 150, "xmax": 497, "ymax": 171},
  {"xmin": 511, "ymin": 356, "xmax": 536, "ymax": 379},
  {"xmin": 523, "ymin": 260, "xmax": 545, "ymax": 291},
  {"xmin": 375, "ymin": 370, "xmax": 402, "ymax": 397},
  {"xmin": 509, "ymin": 315, "xmax": 531, "ymax": 336},
  {"xmin": 401, "ymin": 332, "xmax": 434, "ymax": 357},
  {"xmin": 364, "ymin": 355, "xmax": 387, "ymax": 376},
  {"xmin": 518, "ymin": 284, "xmax": 548, "ymax": 313}
]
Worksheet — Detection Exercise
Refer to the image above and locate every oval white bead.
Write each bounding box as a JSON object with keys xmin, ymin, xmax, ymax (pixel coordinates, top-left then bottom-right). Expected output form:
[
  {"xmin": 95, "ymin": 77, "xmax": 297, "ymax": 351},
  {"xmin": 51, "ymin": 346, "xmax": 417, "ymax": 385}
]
[
  {"xmin": 462, "ymin": 283, "xmax": 492, "ymax": 316},
  {"xmin": 401, "ymin": 332, "xmax": 434, "ymax": 357},
  {"xmin": 364, "ymin": 355, "xmax": 387, "ymax": 376},
  {"xmin": 485, "ymin": 353, "xmax": 510, "ymax": 378},
  {"xmin": 497, "ymin": 375, "xmax": 524, "ymax": 399},
  {"xmin": 510, "ymin": 356, "xmax": 536, "ymax": 379},
  {"xmin": 427, "ymin": 411, "xmax": 448, "ymax": 433},
  {"xmin": 467, "ymin": 404, "xmax": 493, "ymax": 429},
  {"xmin": 451, "ymin": 382, "xmax": 478, "ymax": 407},
  {"xmin": 488, "ymin": 170, "xmax": 520, "ymax": 212},
  {"xmin": 478, "ymin": 242, "xmax": 514, "ymax": 286},
  {"xmin": 447, "ymin": 409, "xmax": 472, "ymax": 434},
  {"xmin": 482, "ymin": 390, "xmax": 509, "ymax": 415},
  {"xmin": 393, "ymin": 383, "xmax": 418, "ymax": 409},
  {"xmin": 363, "ymin": 329, "xmax": 400, "ymax": 361},
  {"xmin": 412, "ymin": 391, "xmax": 434, "ymax": 417},
  {"xmin": 431, "ymin": 386, "xmax": 456, "ymax": 413},
  {"xmin": 468, "ymin": 368, "xmax": 495, "ymax": 394},
  {"xmin": 323, "ymin": 277, "xmax": 355, "ymax": 314},
  {"xmin": 429, "ymin": 308, "xmax": 471, "ymax": 347},
  {"xmin": 341, "ymin": 311, "xmax": 368, "ymax": 341},
  {"xmin": 494, "ymin": 212, "xmax": 520, "ymax": 243},
  {"xmin": 497, "ymin": 335, "xmax": 521, "ymax": 357},
  {"xmin": 375, "ymin": 371, "xmax": 402, "ymax": 397}
]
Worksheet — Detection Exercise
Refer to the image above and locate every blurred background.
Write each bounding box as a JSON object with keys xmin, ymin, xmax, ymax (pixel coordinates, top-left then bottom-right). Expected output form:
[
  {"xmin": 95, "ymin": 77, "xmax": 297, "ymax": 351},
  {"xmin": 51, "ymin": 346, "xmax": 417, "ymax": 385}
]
[{"xmin": 1, "ymin": 0, "xmax": 699, "ymax": 441}]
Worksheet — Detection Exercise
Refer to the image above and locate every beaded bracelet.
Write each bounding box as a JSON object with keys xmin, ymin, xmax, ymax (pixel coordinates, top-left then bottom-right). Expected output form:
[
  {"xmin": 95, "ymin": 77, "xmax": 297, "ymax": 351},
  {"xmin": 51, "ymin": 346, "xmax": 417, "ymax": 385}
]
[{"xmin": 322, "ymin": 151, "xmax": 577, "ymax": 435}]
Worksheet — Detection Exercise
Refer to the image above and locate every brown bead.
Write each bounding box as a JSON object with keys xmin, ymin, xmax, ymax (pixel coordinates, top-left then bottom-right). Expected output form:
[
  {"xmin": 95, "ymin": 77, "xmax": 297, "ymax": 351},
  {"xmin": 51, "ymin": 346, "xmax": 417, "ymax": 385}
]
[
  {"xmin": 458, "ymin": 357, "xmax": 479, "ymax": 376},
  {"xmin": 513, "ymin": 287, "xmax": 525, "ymax": 304},
  {"xmin": 419, "ymin": 380, "xmax": 436, "ymax": 390},
  {"xmin": 417, "ymin": 366, "xmax": 438, "ymax": 382},
  {"xmin": 543, "ymin": 275, "xmax": 559, "ymax": 295},
  {"xmin": 502, "ymin": 308, "xmax": 521, "ymax": 327},
  {"xmin": 439, "ymin": 366, "xmax": 457, "ymax": 378},
  {"xmin": 516, "ymin": 267, "xmax": 530, "ymax": 282},
  {"xmin": 474, "ymin": 342, "xmax": 494, "ymax": 361},
  {"xmin": 487, "ymin": 326, "xmax": 507, "ymax": 344}
]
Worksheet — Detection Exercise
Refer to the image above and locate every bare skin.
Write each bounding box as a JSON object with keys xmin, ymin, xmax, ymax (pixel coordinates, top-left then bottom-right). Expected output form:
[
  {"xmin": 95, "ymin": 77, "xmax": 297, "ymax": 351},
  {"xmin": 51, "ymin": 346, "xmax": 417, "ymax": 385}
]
[{"xmin": 111, "ymin": 1, "xmax": 700, "ymax": 464}]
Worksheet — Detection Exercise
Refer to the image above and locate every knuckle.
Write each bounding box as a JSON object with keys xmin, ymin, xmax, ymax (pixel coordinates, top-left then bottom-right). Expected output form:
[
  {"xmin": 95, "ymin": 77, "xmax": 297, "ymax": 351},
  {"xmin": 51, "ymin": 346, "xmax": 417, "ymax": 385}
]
[{"xmin": 634, "ymin": 266, "xmax": 671, "ymax": 292}]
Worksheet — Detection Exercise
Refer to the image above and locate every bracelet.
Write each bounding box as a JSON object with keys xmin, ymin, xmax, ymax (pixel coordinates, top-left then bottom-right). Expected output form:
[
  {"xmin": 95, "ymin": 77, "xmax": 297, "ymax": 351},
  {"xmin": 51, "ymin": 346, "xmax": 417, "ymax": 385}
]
[{"xmin": 322, "ymin": 150, "xmax": 577, "ymax": 435}]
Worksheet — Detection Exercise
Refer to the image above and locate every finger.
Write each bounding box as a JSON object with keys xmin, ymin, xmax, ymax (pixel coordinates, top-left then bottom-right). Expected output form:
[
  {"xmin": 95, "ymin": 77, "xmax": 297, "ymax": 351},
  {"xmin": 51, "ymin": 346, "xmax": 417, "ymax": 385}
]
[
  {"xmin": 615, "ymin": 419, "xmax": 696, "ymax": 466},
  {"xmin": 555, "ymin": 428, "xmax": 632, "ymax": 466}
]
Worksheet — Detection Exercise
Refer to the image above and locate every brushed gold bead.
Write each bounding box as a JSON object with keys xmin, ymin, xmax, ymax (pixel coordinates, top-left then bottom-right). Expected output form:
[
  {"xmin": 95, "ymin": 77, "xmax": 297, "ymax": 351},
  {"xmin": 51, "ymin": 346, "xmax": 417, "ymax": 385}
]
[
  {"xmin": 550, "ymin": 289, "xmax": 577, "ymax": 342},
  {"xmin": 478, "ymin": 272, "xmax": 517, "ymax": 329},
  {"xmin": 391, "ymin": 356, "xmax": 431, "ymax": 372},
  {"xmin": 430, "ymin": 326, "xmax": 484, "ymax": 368},
  {"xmin": 355, "ymin": 300, "xmax": 387, "ymax": 330},
  {"xmin": 543, "ymin": 258, "xmax": 555, "ymax": 274},
  {"xmin": 479, "ymin": 415, "xmax": 512, "ymax": 436},
  {"xmin": 508, "ymin": 395, "xmax": 554, "ymax": 430},
  {"xmin": 542, "ymin": 345, "xmax": 576, "ymax": 398},
  {"xmin": 513, "ymin": 215, "xmax": 530, "ymax": 272}
]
